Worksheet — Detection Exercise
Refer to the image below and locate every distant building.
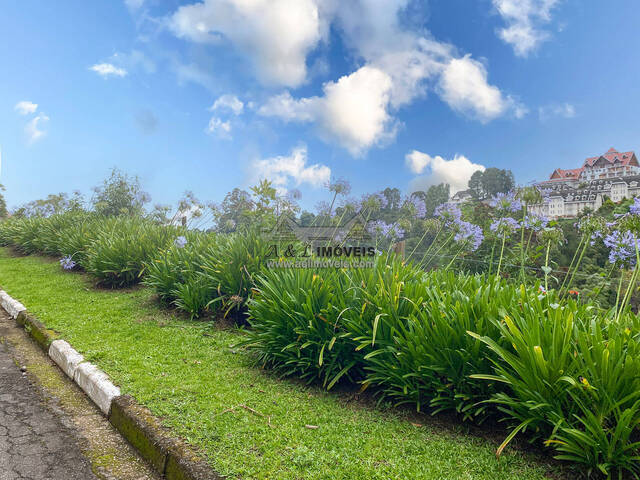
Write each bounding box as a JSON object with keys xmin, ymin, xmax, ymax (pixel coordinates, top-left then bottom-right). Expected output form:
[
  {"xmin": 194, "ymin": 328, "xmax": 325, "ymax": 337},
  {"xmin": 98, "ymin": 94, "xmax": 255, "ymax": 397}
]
[
  {"xmin": 530, "ymin": 147, "xmax": 640, "ymax": 219},
  {"xmin": 450, "ymin": 189, "xmax": 473, "ymax": 204}
]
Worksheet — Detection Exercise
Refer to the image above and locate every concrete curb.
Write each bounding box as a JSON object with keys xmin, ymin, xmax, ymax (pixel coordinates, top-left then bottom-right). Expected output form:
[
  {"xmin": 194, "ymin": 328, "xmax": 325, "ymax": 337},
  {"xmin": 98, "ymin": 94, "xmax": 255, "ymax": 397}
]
[
  {"xmin": 0, "ymin": 290, "xmax": 26, "ymax": 319},
  {"xmin": 0, "ymin": 289, "xmax": 221, "ymax": 480}
]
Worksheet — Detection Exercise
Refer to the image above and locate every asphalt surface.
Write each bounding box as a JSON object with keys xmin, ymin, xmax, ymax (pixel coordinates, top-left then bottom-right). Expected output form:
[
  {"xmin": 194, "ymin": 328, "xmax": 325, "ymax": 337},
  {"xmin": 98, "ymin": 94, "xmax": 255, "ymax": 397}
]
[{"xmin": 0, "ymin": 339, "xmax": 98, "ymax": 480}]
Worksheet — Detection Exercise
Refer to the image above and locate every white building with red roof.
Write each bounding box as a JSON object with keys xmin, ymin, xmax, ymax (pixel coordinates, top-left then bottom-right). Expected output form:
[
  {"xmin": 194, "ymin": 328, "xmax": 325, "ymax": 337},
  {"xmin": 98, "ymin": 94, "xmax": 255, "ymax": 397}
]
[{"xmin": 531, "ymin": 148, "xmax": 640, "ymax": 218}]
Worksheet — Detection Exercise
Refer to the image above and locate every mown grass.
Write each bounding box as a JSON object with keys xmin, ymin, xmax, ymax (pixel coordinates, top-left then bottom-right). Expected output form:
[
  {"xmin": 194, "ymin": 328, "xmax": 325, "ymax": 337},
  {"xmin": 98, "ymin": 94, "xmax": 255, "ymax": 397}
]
[{"xmin": 0, "ymin": 247, "xmax": 562, "ymax": 479}]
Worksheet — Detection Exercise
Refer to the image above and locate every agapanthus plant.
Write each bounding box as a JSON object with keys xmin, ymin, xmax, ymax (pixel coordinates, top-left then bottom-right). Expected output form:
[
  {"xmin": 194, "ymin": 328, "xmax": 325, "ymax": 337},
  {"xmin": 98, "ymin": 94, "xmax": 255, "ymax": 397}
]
[
  {"xmin": 367, "ymin": 220, "xmax": 405, "ymax": 240},
  {"xmin": 454, "ymin": 221, "xmax": 484, "ymax": 252},
  {"xmin": 434, "ymin": 203, "xmax": 462, "ymax": 225},
  {"xmin": 60, "ymin": 255, "xmax": 76, "ymax": 271},
  {"xmin": 489, "ymin": 191, "xmax": 522, "ymax": 213},
  {"xmin": 174, "ymin": 235, "xmax": 188, "ymax": 248},
  {"xmin": 521, "ymin": 214, "xmax": 548, "ymax": 232}
]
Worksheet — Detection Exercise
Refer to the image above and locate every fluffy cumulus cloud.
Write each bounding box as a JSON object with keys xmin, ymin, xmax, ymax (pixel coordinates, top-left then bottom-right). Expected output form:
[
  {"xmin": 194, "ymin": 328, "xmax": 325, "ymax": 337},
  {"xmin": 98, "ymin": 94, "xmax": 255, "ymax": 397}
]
[
  {"xmin": 406, "ymin": 151, "xmax": 485, "ymax": 194},
  {"xmin": 90, "ymin": 63, "xmax": 128, "ymax": 78},
  {"xmin": 168, "ymin": 0, "xmax": 522, "ymax": 155},
  {"xmin": 25, "ymin": 113, "xmax": 49, "ymax": 144},
  {"xmin": 206, "ymin": 117, "xmax": 232, "ymax": 138},
  {"xmin": 169, "ymin": 0, "xmax": 322, "ymax": 87},
  {"xmin": 248, "ymin": 145, "xmax": 330, "ymax": 194},
  {"xmin": 538, "ymin": 102, "xmax": 575, "ymax": 121},
  {"xmin": 259, "ymin": 66, "xmax": 395, "ymax": 156},
  {"xmin": 210, "ymin": 94, "xmax": 244, "ymax": 115},
  {"xmin": 256, "ymin": 1, "xmax": 521, "ymax": 155},
  {"xmin": 437, "ymin": 55, "xmax": 519, "ymax": 122},
  {"xmin": 14, "ymin": 101, "xmax": 38, "ymax": 115},
  {"xmin": 493, "ymin": 0, "xmax": 561, "ymax": 57}
]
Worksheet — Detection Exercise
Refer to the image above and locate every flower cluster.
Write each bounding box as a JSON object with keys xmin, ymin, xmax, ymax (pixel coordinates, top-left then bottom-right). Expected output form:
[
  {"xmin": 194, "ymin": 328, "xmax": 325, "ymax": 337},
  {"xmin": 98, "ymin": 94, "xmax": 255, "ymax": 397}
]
[
  {"xmin": 489, "ymin": 191, "xmax": 522, "ymax": 213},
  {"xmin": 630, "ymin": 197, "xmax": 640, "ymax": 215},
  {"xmin": 434, "ymin": 203, "xmax": 462, "ymax": 224},
  {"xmin": 408, "ymin": 196, "xmax": 427, "ymax": 219},
  {"xmin": 454, "ymin": 221, "xmax": 484, "ymax": 252},
  {"xmin": 60, "ymin": 256, "xmax": 76, "ymax": 270},
  {"xmin": 603, "ymin": 230, "xmax": 640, "ymax": 267},
  {"xmin": 327, "ymin": 178, "xmax": 352, "ymax": 196},
  {"xmin": 521, "ymin": 214, "xmax": 548, "ymax": 232},
  {"xmin": 174, "ymin": 236, "xmax": 187, "ymax": 248},
  {"xmin": 490, "ymin": 217, "xmax": 519, "ymax": 236},
  {"xmin": 367, "ymin": 220, "xmax": 405, "ymax": 240}
]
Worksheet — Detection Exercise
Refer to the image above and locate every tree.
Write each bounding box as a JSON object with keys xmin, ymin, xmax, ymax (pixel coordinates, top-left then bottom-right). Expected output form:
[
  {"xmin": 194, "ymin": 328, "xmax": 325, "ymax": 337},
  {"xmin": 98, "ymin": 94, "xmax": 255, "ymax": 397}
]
[
  {"xmin": 420, "ymin": 183, "xmax": 450, "ymax": 217},
  {"xmin": 213, "ymin": 188, "xmax": 254, "ymax": 232},
  {"xmin": 468, "ymin": 168, "xmax": 514, "ymax": 200},
  {"xmin": 12, "ymin": 191, "xmax": 84, "ymax": 218},
  {"xmin": 92, "ymin": 168, "xmax": 150, "ymax": 217}
]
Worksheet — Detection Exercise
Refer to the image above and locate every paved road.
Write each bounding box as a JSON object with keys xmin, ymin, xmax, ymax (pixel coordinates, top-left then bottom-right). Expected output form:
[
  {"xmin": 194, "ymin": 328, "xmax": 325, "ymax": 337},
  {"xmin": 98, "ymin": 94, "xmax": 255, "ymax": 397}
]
[{"xmin": 0, "ymin": 339, "xmax": 98, "ymax": 480}]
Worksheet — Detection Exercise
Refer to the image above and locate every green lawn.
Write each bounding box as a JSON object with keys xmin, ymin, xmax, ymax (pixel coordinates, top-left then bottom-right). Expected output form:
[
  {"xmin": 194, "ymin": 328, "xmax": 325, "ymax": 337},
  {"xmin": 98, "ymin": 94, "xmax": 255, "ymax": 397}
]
[{"xmin": 0, "ymin": 247, "xmax": 562, "ymax": 479}]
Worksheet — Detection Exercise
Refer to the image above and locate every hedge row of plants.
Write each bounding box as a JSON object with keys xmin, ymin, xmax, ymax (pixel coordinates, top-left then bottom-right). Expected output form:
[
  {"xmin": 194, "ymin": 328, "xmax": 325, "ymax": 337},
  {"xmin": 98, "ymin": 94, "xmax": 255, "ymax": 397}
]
[
  {"xmin": 0, "ymin": 212, "xmax": 269, "ymax": 319},
  {"xmin": 1, "ymin": 213, "xmax": 640, "ymax": 477},
  {"xmin": 245, "ymin": 258, "xmax": 640, "ymax": 477}
]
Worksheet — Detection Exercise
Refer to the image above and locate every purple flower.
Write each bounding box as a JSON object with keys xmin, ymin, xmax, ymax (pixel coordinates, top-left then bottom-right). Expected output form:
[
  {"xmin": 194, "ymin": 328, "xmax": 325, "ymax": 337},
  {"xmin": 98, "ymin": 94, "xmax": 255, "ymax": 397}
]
[
  {"xmin": 590, "ymin": 230, "xmax": 604, "ymax": 246},
  {"xmin": 434, "ymin": 203, "xmax": 462, "ymax": 224},
  {"xmin": 490, "ymin": 217, "xmax": 519, "ymax": 235},
  {"xmin": 489, "ymin": 191, "xmax": 522, "ymax": 213},
  {"xmin": 522, "ymin": 214, "xmax": 548, "ymax": 232},
  {"xmin": 367, "ymin": 220, "xmax": 404, "ymax": 240},
  {"xmin": 60, "ymin": 256, "xmax": 76, "ymax": 270},
  {"xmin": 371, "ymin": 192, "xmax": 388, "ymax": 209},
  {"xmin": 454, "ymin": 220, "xmax": 484, "ymax": 251},
  {"xmin": 603, "ymin": 230, "xmax": 640, "ymax": 267},
  {"xmin": 630, "ymin": 197, "xmax": 640, "ymax": 215},
  {"xmin": 408, "ymin": 196, "xmax": 427, "ymax": 219},
  {"xmin": 174, "ymin": 236, "xmax": 187, "ymax": 248}
]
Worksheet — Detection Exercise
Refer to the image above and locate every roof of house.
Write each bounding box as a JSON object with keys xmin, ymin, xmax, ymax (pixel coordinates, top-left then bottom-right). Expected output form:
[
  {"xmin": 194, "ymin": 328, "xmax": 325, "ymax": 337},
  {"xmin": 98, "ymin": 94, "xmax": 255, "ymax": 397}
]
[
  {"xmin": 544, "ymin": 148, "xmax": 637, "ymax": 182},
  {"xmin": 583, "ymin": 147, "xmax": 636, "ymax": 168}
]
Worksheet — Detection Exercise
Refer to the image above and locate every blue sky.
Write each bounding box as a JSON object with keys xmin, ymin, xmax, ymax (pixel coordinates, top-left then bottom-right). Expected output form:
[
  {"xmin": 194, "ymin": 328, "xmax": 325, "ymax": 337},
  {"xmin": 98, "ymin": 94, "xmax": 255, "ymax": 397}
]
[{"xmin": 1, "ymin": 0, "xmax": 639, "ymax": 212}]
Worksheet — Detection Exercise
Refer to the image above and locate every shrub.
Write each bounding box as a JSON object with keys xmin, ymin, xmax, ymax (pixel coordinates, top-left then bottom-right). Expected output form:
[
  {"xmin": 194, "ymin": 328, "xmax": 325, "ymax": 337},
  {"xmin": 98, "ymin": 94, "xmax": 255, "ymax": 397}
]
[
  {"xmin": 199, "ymin": 231, "xmax": 271, "ymax": 317},
  {"xmin": 470, "ymin": 296, "xmax": 640, "ymax": 476},
  {"xmin": 344, "ymin": 265, "xmax": 511, "ymax": 421},
  {"xmin": 85, "ymin": 217, "xmax": 177, "ymax": 287},
  {"xmin": 57, "ymin": 215, "xmax": 103, "ymax": 269},
  {"xmin": 37, "ymin": 212, "xmax": 88, "ymax": 257},
  {"xmin": 144, "ymin": 231, "xmax": 218, "ymax": 318},
  {"xmin": 244, "ymin": 267, "xmax": 360, "ymax": 388}
]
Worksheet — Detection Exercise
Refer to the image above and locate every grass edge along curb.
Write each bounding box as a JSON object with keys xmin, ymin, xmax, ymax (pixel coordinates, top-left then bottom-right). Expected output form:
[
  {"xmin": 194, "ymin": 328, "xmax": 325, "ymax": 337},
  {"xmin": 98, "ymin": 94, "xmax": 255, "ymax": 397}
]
[{"xmin": 0, "ymin": 288, "xmax": 222, "ymax": 480}]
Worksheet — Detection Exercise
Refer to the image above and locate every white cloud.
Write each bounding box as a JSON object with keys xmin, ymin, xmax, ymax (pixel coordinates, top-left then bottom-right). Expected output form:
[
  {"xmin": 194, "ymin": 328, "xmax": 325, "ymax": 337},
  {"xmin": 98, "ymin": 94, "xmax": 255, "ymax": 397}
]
[
  {"xmin": 89, "ymin": 63, "xmax": 128, "ymax": 78},
  {"xmin": 14, "ymin": 101, "xmax": 38, "ymax": 115},
  {"xmin": 169, "ymin": 0, "xmax": 322, "ymax": 87},
  {"xmin": 248, "ymin": 145, "xmax": 331, "ymax": 194},
  {"xmin": 493, "ymin": 0, "xmax": 561, "ymax": 57},
  {"xmin": 169, "ymin": 0, "xmax": 521, "ymax": 154},
  {"xmin": 259, "ymin": 66, "xmax": 395, "ymax": 156},
  {"xmin": 258, "ymin": 92, "xmax": 316, "ymax": 122},
  {"xmin": 538, "ymin": 102, "xmax": 575, "ymax": 121},
  {"xmin": 206, "ymin": 117, "xmax": 232, "ymax": 138},
  {"xmin": 406, "ymin": 151, "xmax": 485, "ymax": 194},
  {"xmin": 25, "ymin": 112, "xmax": 49, "ymax": 144},
  {"xmin": 210, "ymin": 94, "xmax": 244, "ymax": 115},
  {"xmin": 437, "ymin": 55, "xmax": 516, "ymax": 122}
]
